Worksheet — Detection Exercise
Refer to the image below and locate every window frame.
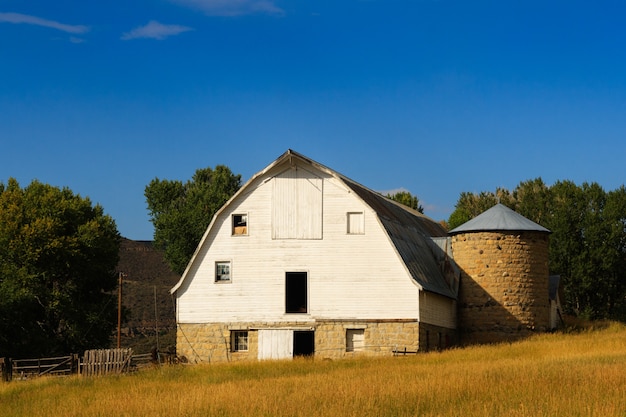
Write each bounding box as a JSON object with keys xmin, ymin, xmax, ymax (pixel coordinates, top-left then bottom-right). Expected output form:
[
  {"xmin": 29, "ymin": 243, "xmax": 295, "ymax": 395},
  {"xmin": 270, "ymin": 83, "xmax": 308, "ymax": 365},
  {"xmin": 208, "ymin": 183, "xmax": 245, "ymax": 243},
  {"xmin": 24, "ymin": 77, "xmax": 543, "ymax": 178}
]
[
  {"xmin": 285, "ymin": 271, "xmax": 308, "ymax": 314},
  {"xmin": 346, "ymin": 211, "xmax": 365, "ymax": 235},
  {"xmin": 215, "ymin": 261, "xmax": 232, "ymax": 283},
  {"xmin": 346, "ymin": 328, "xmax": 365, "ymax": 352},
  {"xmin": 232, "ymin": 213, "xmax": 248, "ymax": 236},
  {"xmin": 231, "ymin": 330, "xmax": 249, "ymax": 352}
]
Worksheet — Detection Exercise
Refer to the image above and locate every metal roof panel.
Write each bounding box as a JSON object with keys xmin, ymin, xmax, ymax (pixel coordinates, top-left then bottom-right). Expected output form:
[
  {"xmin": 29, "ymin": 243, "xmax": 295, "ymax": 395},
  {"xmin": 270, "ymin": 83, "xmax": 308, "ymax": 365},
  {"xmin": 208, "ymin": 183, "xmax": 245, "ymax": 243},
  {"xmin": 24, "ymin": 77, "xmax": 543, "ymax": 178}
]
[{"xmin": 448, "ymin": 203, "xmax": 550, "ymax": 234}]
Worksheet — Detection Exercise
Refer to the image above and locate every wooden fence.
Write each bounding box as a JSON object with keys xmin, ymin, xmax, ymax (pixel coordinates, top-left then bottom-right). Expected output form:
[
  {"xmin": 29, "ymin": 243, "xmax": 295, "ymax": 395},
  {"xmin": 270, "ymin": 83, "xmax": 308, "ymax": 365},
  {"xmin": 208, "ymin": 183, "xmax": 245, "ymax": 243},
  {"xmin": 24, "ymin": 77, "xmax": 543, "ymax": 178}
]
[
  {"xmin": 392, "ymin": 347, "xmax": 418, "ymax": 356},
  {"xmin": 2, "ymin": 355, "xmax": 79, "ymax": 380},
  {"xmin": 81, "ymin": 348, "xmax": 133, "ymax": 377},
  {"xmin": 1, "ymin": 348, "xmax": 171, "ymax": 382}
]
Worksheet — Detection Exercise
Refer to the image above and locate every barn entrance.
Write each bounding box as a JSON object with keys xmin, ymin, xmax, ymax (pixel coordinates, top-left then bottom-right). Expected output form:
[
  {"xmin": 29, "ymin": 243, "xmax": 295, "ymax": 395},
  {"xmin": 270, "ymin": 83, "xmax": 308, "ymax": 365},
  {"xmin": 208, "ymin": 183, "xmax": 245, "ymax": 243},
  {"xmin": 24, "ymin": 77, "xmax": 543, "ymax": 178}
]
[
  {"xmin": 293, "ymin": 331, "xmax": 314, "ymax": 357},
  {"xmin": 257, "ymin": 329, "xmax": 315, "ymax": 360}
]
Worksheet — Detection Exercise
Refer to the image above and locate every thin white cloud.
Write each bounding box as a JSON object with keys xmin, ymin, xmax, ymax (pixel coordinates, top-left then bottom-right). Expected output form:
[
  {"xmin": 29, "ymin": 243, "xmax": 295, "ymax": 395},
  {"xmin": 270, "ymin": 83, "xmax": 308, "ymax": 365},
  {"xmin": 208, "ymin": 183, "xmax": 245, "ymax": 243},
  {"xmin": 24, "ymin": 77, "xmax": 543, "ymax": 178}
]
[
  {"xmin": 170, "ymin": 0, "xmax": 284, "ymax": 17},
  {"xmin": 0, "ymin": 12, "xmax": 89, "ymax": 34},
  {"xmin": 121, "ymin": 21, "xmax": 193, "ymax": 40},
  {"xmin": 379, "ymin": 187, "xmax": 410, "ymax": 197}
]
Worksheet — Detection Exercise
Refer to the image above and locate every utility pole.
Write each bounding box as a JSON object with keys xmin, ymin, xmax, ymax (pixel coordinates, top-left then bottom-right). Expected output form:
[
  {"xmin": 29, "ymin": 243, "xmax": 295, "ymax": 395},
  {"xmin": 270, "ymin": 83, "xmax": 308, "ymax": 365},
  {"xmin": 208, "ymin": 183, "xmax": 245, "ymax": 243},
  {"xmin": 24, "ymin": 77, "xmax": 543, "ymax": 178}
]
[
  {"xmin": 117, "ymin": 272, "xmax": 126, "ymax": 349},
  {"xmin": 154, "ymin": 285, "xmax": 160, "ymax": 353}
]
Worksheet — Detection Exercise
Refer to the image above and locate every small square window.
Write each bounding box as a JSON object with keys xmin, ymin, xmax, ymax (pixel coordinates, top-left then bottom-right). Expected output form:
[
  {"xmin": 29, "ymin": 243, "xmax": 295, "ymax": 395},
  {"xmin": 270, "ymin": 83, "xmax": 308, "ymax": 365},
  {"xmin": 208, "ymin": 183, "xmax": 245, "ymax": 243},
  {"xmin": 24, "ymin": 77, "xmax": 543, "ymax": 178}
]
[
  {"xmin": 231, "ymin": 331, "xmax": 248, "ymax": 352},
  {"xmin": 346, "ymin": 329, "xmax": 365, "ymax": 352},
  {"xmin": 232, "ymin": 214, "xmax": 248, "ymax": 235},
  {"xmin": 215, "ymin": 261, "xmax": 231, "ymax": 282},
  {"xmin": 347, "ymin": 212, "xmax": 364, "ymax": 234}
]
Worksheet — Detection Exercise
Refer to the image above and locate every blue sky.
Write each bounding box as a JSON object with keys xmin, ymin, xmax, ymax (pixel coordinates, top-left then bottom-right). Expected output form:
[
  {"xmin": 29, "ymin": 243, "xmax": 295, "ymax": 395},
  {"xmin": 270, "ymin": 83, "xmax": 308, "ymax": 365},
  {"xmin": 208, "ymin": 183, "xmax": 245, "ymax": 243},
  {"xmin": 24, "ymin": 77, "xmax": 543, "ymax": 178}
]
[{"xmin": 2, "ymin": 1, "xmax": 625, "ymax": 240}]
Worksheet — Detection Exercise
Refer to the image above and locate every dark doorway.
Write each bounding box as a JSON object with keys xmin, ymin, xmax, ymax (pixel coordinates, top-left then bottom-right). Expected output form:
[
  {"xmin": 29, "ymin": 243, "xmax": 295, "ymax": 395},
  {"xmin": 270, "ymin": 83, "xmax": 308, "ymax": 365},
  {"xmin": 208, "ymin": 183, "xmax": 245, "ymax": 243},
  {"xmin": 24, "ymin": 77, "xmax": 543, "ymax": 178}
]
[
  {"xmin": 285, "ymin": 272, "xmax": 307, "ymax": 313},
  {"xmin": 293, "ymin": 331, "xmax": 315, "ymax": 357}
]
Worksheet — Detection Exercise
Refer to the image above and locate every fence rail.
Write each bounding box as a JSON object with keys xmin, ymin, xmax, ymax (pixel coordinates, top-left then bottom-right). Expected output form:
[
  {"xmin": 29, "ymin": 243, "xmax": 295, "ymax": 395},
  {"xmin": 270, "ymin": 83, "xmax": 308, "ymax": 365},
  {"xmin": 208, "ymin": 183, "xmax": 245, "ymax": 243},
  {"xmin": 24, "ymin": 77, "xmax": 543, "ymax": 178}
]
[
  {"xmin": 5, "ymin": 355, "xmax": 79, "ymax": 380},
  {"xmin": 1, "ymin": 348, "xmax": 173, "ymax": 382},
  {"xmin": 82, "ymin": 348, "xmax": 133, "ymax": 377},
  {"xmin": 393, "ymin": 348, "xmax": 418, "ymax": 356}
]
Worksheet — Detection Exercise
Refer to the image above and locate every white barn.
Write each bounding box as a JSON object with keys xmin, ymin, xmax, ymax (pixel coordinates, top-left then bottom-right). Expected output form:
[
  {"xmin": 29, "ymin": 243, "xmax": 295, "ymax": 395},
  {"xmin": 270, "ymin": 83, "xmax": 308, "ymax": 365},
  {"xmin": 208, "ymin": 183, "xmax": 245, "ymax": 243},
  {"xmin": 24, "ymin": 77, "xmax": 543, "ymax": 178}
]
[{"xmin": 171, "ymin": 150, "xmax": 459, "ymax": 363}]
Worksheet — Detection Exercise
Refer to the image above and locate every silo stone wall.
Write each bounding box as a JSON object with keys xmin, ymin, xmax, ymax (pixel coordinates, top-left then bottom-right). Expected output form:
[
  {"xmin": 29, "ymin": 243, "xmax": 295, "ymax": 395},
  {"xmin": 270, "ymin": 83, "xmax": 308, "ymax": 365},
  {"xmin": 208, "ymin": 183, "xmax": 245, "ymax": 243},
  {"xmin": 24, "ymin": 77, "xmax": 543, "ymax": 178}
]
[{"xmin": 451, "ymin": 231, "xmax": 550, "ymax": 345}]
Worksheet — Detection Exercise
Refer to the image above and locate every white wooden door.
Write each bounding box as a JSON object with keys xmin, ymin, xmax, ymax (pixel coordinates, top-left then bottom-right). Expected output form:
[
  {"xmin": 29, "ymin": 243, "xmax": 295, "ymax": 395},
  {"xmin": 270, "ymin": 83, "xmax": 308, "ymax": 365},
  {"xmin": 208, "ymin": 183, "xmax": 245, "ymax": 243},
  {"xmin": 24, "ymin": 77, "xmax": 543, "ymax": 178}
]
[{"xmin": 258, "ymin": 329, "xmax": 293, "ymax": 360}]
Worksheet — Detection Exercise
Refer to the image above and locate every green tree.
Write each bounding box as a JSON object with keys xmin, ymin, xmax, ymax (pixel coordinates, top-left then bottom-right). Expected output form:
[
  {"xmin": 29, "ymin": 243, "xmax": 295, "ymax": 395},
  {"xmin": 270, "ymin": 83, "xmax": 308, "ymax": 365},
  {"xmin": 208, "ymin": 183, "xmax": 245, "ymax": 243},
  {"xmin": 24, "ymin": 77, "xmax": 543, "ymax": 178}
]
[
  {"xmin": 145, "ymin": 166, "xmax": 241, "ymax": 275},
  {"xmin": 387, "ymin": 191, "xmax": 424, "ymax": 213},
  {"xmin": 449, "ymin": 179, "xmax": 626, "ymax": 321},
  {"xmin": 551, "ymin": 182, "xmax": 626, "ymax": 320},
  {"xmin": 603, "ymin": 186, "xmax": 626, "ymax": 318},
  {"xmin": 513, "ymin": 178, "xmax": 551, "ymax": 225},
  {"xmin": 546, "ymin": 180, "xmax": 589, "ymax": 317},
  {"xmin": 0, "ymin": 179, "xmax": 120, "ymax": 358},
  {"xmin": 447, "ymin": 188, "xmax": 514, "ymax": 230}
]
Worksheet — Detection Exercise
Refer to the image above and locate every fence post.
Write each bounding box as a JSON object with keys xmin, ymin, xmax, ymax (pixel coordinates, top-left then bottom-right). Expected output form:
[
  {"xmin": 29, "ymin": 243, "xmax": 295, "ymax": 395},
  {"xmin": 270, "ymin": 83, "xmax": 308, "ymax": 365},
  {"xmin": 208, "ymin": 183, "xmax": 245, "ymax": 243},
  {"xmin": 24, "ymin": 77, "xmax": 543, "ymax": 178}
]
[
  {"xmin": 70, "ymin": 354, "xmax": 78, "ymax": 375},
  {"xmin": 1, "ymin": 357, "xmax": 12, "ymax": 382}
]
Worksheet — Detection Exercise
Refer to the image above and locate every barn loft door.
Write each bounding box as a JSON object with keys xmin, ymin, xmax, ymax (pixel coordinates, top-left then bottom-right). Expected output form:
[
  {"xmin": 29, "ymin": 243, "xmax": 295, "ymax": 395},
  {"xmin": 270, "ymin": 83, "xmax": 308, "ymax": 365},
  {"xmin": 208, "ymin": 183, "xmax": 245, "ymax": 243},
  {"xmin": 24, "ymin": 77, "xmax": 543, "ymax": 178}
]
[
  {"xmin": 258, "ymin": 330, "xmax": 293, "ymax": 360},
  {"xmin": 272, "ymin": 167, "xmax": 323, "ymax": 239}
]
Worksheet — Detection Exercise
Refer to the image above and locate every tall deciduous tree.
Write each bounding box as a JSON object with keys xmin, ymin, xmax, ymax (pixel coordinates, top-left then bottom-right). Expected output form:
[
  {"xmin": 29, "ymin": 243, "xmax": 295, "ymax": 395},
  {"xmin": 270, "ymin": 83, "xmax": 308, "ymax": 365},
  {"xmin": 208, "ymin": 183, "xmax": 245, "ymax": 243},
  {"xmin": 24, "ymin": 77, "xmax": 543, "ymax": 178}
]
[
  {"xmin": 387, "ymin": 191, "xmax": 424, "ymax": 213},
  {"xmin": 447, "ymin": 188, "xmax": 514, "ymax": 230},
  {"xmin": 513, "ymin": 178, "xmax": 551, "ymax": 225},
  {"xmin": 0, "ymin": 179, "xmax": 120, "ymax": 358},
  {"xmin": 448, "ymin": 178, "xmax": 626, "ymax": 321},
  {"xmin": 145, "ymin": 166, "xmax": 241, "ymax": 275}
]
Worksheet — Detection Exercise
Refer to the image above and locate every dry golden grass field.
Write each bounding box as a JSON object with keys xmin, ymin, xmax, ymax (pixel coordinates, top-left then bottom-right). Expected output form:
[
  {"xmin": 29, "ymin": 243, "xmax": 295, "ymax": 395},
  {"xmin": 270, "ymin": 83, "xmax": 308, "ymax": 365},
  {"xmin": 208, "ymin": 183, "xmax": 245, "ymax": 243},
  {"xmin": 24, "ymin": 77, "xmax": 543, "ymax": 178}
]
[{"xmin": 2, "ymin": 322, "xmax": 626, "ymax": 417}]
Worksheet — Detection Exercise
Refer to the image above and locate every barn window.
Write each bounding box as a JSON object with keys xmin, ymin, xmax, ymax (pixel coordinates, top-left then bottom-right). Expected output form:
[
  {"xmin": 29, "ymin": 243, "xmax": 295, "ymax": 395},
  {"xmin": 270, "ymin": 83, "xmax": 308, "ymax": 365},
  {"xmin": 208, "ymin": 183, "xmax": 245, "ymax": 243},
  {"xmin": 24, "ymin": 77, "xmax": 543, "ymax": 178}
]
[
  {"xmin": 232, "ymin": 214, "xmax": 248, "ymax": 235},
  {"xmin": 215, "ymin": 261, "xmax": 231, "ymax": 282},
  {"xmin": 286, "ymin": 272, "xmax": 308, "ymax": 313},
  {"xmin": 231, "ymin": 331, "xmax": 248, "ymax": 352},
  {"xmin": 347, "ymin": 212, "xmax": 364, "ymax": 234},
  {"xmin": 346, "ymin": 329, "xmax": 365, "ymax": 352}
]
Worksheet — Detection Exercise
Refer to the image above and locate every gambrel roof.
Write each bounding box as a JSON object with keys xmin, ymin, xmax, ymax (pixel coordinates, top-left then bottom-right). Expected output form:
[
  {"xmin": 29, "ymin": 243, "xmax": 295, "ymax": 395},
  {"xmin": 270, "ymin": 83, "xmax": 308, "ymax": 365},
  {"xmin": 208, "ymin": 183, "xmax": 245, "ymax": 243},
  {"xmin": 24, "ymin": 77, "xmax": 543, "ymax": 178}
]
[
  {"xmin": 172, "ymin": 149, "xmax": 458, "ymax": 299},
  {"xmin": 340, "ymin": 177, "xmax": 457, "ymax": 298}
]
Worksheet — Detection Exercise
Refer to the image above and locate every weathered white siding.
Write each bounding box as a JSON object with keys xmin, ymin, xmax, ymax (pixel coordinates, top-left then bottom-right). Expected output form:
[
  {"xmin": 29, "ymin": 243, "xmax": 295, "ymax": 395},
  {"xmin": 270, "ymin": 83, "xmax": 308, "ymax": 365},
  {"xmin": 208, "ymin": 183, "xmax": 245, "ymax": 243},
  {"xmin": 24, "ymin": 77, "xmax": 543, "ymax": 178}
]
[
  {"xmin": 272, "ymin": 167, "xmax": 323, "ymax": 239},
  {"xmin": 419, "ymin": 291, "xmax": 457, "ymax": 329},
  {"xmin": 176, "ymin": 161, "xmax": 422, "ymax": 324}
]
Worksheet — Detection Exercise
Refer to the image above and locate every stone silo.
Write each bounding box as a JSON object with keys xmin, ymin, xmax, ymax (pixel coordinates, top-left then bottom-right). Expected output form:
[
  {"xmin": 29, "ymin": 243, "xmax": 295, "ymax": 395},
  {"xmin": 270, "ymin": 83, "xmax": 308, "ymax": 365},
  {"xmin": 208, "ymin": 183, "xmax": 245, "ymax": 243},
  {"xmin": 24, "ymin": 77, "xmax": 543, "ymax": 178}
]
[{"xmin": 449, "ymin": 204, "xmax": 551, "ymax": 345}]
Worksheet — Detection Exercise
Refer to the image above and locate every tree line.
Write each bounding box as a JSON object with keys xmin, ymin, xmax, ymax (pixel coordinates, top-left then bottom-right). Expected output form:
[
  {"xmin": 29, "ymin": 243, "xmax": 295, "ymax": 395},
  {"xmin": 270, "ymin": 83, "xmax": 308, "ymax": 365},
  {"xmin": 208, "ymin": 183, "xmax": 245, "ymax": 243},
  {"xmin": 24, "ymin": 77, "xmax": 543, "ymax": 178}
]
[
  {"xmin": 1, "ymin": 168, "xmax": 624, "ymax": 358},
  {"xmin": 448, "ymin": 178, "xmax": 626, "ymax": 321}
]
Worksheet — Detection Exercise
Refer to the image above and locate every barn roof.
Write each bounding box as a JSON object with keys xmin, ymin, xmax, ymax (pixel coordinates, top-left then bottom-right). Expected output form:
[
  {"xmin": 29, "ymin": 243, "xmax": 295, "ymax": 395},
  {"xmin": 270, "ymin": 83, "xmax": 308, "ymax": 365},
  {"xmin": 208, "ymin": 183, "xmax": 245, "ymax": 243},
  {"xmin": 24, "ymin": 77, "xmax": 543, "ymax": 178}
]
[
  {"xmin": 448, "ymin": 203, "xmax": 550, "ymax": 235},
  {"xmin": 340, "ymin": 177, "xmax": 457, "ymax": 298},
  {"xmin": 172, "ymin": 149, "xmax": 458, "ymax": 299},
  {"xmin": 280, "ymin": 150, "xmax": 458, "ymax": 299}
]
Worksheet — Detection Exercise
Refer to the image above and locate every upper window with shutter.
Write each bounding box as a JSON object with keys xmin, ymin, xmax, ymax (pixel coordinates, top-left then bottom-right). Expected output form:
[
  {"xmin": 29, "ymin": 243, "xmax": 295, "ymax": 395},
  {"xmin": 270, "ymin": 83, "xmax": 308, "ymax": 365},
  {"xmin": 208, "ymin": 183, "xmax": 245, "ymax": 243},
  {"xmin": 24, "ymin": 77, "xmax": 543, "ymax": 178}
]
[{"xmin": 347, "ymin": 212, "xmax": 364, "ymax": 234}]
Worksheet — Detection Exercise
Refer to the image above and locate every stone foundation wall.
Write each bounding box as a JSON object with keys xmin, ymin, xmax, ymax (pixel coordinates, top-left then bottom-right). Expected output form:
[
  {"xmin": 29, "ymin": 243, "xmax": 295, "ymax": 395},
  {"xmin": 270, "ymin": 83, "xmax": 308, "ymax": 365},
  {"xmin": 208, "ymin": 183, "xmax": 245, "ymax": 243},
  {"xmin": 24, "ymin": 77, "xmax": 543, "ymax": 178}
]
[
  {"xmin": 177, "ymin": 320, "xmax": 457, "ymax": 363},
  {"xmin": 451, "ymin": 231, "xmax": 550, "ymax": 345},
  {"xmin": 176, "ymin": 322, "xmax": 261, "ymax": 363},
  {"xmin": 419, "ymin": 322, "xmax": 458, "ymax": 352},
  {"xmin": 315, "ymin": 320, "xmax": 420, "ymax": 359}
]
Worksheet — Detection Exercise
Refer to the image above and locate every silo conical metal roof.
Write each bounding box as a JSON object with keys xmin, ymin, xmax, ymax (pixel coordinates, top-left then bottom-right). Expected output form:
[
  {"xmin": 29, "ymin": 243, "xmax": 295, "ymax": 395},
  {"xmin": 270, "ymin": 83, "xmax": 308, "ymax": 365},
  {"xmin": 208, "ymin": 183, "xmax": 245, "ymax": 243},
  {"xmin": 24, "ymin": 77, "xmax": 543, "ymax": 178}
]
[{"xmin": 448, "ymin": 203, "xmax": 550, "ymax": 235}]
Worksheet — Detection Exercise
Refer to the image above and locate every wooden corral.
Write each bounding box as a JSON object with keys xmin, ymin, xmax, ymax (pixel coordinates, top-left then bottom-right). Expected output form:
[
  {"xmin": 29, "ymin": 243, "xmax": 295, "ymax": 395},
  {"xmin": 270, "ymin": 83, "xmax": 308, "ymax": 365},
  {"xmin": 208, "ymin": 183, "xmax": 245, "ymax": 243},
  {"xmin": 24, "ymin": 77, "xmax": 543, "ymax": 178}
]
[{"xmin": 1, "ymin": 348, "xmax": 172, "ymax": 382}]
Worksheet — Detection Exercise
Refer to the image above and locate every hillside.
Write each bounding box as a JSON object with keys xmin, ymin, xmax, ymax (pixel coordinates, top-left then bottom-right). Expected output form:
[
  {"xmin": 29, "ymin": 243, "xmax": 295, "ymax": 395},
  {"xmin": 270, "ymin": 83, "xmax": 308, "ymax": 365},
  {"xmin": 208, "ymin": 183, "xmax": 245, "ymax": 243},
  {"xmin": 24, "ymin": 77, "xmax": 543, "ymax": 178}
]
[{"xmin": 114, "ymin": 238, "xmax": 181, "ymax": 353}]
